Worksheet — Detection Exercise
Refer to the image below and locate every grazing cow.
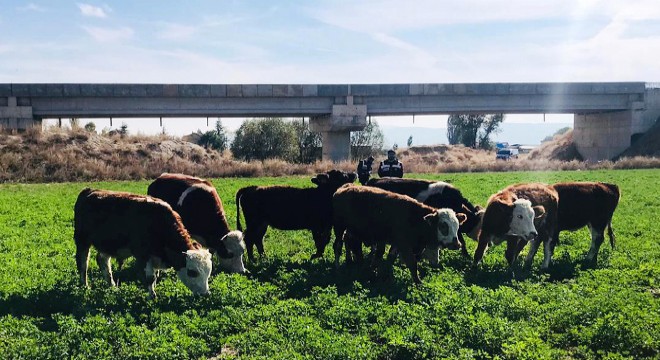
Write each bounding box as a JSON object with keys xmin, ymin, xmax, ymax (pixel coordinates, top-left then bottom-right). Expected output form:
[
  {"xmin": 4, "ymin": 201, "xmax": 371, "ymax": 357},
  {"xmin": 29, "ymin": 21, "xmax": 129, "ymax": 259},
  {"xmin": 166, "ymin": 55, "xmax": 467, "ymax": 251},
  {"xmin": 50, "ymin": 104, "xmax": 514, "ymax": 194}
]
[
  {"xmin": 74, "ymin": 188, "xmax": 212, "ymax": 297},
  {"xmin": 147, "ymin": 173, "xmax": 246, "ymax": 274},
  {"xmin": 366, "ymin": 177, "xmax": 483, "ymax": 257},
  {"xmin": 332, "ymin": 185, "xmax": 465, "ymax": 283},
  {"xmin": 551, "ymin": 182, "xmax": 620, "ymax": 265},
  {"xmin": 473, "ymin": 183, "xmax": 556, "ymax": 269},
  {"xmin": 236, "ymin": 170, "xmax": 357, "ymax": 261}
]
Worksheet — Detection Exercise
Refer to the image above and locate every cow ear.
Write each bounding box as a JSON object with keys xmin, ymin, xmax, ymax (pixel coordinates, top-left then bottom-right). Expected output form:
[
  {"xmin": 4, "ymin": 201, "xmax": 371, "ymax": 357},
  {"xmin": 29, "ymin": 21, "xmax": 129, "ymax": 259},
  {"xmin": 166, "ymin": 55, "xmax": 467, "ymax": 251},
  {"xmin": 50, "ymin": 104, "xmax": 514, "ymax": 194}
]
[
  {"xmin": 456, "ymin": 212, "xmax": 467, "ymax": 225},
  {"xmin": 532, "ymin": 205, "xmax": 546, "ymax": 219}
]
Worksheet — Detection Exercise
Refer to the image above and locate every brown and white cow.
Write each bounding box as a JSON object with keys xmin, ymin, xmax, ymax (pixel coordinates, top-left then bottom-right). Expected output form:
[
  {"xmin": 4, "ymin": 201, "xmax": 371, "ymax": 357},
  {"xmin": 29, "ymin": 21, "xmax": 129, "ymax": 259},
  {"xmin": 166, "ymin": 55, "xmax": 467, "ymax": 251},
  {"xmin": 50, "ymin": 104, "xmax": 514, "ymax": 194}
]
[
  {"xmin": 473, "ymin": 183, "xmax": 556, "ymax": 269},
  {"xmin": 74, "ymin": 188, "xmax": 212, "ymax": 297},
  {"xmin": 366, "ymin": 177, "xmax": 483, "ymax": 257},
  {"xmin": 236, "ymin": 170, "xmax": 357, "ymax": 261},
  {"xmin": 332, "ymin": 185, "xmax": 465, "ymax": 283},
  {"xmin": 551, "ymin": 181, "xmax": 620, "ymax": 265},
  {"xmin": 147, "ymin": 173, "xmax": 246, "ymax": 274}
]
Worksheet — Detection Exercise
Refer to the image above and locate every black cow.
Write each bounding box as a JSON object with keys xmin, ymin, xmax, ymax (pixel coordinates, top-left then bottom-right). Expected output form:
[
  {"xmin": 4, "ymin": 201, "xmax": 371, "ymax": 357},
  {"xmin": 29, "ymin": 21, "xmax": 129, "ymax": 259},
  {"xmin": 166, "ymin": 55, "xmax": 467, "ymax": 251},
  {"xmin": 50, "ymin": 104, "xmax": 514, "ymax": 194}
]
[{"xmin": 236, "ymin": 170, "xmax": 356, "ymax": 261}]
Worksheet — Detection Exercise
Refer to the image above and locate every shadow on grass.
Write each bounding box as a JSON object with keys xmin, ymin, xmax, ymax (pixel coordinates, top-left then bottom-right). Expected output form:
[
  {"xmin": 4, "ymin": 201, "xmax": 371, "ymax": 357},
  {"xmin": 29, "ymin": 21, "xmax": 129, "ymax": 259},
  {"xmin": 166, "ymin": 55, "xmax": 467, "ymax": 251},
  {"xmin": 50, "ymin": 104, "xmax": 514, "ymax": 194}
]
[
  {"xmin": 247, "ymin": 255, "xmax": 412, "ymax": 302},
  {"xmin": 462, "ymin": 251, "xmax": 584, "ymax": 288}
]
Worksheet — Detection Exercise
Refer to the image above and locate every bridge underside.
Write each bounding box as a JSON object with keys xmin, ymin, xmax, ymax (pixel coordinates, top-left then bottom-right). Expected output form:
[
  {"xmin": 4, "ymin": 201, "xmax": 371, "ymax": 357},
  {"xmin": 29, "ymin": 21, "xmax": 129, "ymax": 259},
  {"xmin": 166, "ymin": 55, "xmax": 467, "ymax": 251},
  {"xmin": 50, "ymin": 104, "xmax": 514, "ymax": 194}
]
[{"xmin": 1, "ymin": 82, "xmax": 657, "ymax": 162}]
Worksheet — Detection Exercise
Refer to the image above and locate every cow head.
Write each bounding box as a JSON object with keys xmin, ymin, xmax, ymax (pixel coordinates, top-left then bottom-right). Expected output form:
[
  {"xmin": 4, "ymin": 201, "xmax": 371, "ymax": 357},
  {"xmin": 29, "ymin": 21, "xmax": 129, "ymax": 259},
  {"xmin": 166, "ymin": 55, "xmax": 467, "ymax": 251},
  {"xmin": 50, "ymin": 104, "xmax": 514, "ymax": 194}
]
[
  {"xmin": 505, "ymin": 199, "xmax": 543, "ymax": 241},
  {"xmin": 217, "ymin": 230, "xmax": 247, "ymax": 274},
  {"xmin": 422, "ymin": 209, "xmax": 466, "ymax": 265},
  {"xmin": 177, "ymin": 248, "xmax": 212, "ymax": 295},
  {"xmin": 311, "ymin": 170, "xmax": 357, "ymax": 191}
]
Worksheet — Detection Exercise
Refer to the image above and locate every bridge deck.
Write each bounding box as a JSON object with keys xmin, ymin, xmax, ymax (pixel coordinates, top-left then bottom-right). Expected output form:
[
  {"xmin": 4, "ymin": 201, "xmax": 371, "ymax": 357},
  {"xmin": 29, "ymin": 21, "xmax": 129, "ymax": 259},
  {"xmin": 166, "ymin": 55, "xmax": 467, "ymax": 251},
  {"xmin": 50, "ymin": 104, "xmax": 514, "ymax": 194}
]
[{"xmin": 1, "ymin": 82, "xmax": 647, "ymax": 118}]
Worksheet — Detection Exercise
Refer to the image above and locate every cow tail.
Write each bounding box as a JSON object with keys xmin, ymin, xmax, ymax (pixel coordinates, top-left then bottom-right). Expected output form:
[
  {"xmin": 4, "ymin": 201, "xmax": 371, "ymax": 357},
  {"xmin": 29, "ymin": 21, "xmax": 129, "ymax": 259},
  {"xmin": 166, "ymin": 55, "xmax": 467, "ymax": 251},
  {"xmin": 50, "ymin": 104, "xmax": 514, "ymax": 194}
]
[
  {"xmin": 235, "ymin": 186, "xmax": 256, "ymax": 231},
  {"xmin": 607, "ymin": 221, "xmax": 615, "ymax": 249},
  {"xmin": 604, "ymin": 182, "xmax": 620, "ymax": 250}
]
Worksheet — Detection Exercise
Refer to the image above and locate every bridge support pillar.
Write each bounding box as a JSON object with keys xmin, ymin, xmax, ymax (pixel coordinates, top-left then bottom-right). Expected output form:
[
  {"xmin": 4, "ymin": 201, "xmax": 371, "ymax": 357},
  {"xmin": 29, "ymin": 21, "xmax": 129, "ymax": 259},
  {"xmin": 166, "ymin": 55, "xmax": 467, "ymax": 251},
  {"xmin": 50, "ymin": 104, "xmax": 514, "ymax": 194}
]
[
  {"xmin": 310, "ymin": 97, "xmax": 367, "ymax": 162},
  {"xmin": 0, "ymin": 97, "xmax": 40, "ymax": 132},
  {"xmin": 573, "ymin": 101, "xmax": 644, "ymax": 161}
]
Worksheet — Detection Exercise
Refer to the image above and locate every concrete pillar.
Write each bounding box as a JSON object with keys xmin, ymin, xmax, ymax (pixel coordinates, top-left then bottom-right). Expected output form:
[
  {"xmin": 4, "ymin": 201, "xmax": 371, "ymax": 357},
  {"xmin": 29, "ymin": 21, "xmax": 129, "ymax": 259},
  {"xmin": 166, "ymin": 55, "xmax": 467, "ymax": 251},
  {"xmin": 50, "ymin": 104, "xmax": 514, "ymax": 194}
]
[
  {"xmin": 573, "ymin": 110, "xmax": 633, "ymax": 161},
  {"xmin": 0, "ymin": 97, "xmax": 39, "ymax": 131},
  {"xmin": 310, "ymin": 96, "xmax": 367, "ymax": 162},
  {"xmin": 321, "ymin": 131, "xmax": 352, "ymax": 161}
]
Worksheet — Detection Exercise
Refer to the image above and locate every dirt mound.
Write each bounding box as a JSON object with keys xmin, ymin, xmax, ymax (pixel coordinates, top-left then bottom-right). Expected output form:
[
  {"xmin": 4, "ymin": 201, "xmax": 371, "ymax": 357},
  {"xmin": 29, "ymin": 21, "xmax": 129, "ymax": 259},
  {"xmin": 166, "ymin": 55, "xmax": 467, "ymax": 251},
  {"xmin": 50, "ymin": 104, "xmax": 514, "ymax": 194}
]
[
  {"xmin": 527, "ymin": 130, "xmax": 583, "ymax": 161},
  {"xmin": 617, "ymin": 121, "xmax": 660, "ymax": 158}
]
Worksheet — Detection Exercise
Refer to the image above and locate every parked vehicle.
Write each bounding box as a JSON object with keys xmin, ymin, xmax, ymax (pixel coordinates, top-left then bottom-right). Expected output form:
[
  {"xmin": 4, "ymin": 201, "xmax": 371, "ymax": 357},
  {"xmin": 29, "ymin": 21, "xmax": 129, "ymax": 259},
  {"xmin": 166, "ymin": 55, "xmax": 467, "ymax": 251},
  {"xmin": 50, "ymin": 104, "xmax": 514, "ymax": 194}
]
[{"xmin": 496, "ymin": 148, "xmax": 519, "ymax": 160}]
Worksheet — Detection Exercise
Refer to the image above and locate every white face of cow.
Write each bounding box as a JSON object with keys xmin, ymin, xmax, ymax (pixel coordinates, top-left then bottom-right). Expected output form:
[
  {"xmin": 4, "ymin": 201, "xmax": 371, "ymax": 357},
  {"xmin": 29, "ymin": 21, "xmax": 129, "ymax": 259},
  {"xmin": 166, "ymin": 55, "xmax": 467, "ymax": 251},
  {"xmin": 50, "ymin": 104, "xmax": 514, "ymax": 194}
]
[
  {"xmin": 218, "ymin": 231, "xmax": 247, "ymax": 274},
  {"xmin": 505, "ymin": 199, "xmax": 538, "ymax": 241},
  {"xmin": 177, "ymin": 249, "xmax": 212, "ymax": 295},
  {"xmin": 424, "ymin": 208, "xmax": 461, "ymax": 251}
]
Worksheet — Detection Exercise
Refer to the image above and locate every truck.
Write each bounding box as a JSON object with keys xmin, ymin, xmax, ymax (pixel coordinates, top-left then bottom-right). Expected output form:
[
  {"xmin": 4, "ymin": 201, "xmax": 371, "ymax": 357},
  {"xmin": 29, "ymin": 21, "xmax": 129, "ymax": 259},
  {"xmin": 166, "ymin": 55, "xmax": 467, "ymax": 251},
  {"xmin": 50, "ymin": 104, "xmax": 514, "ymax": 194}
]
[{"xmin": 496, "ymin": 148, "xmax": 519, "ymax": 161}]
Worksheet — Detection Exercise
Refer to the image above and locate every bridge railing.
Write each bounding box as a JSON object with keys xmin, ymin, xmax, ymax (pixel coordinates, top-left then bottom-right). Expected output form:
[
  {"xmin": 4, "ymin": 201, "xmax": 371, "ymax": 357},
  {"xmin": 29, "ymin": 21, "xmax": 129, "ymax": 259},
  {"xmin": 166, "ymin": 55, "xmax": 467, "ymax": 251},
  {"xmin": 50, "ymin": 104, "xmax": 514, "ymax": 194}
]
[{"xmin": 646, "ymin": 82, "xmax": 660, "ymax": 89}]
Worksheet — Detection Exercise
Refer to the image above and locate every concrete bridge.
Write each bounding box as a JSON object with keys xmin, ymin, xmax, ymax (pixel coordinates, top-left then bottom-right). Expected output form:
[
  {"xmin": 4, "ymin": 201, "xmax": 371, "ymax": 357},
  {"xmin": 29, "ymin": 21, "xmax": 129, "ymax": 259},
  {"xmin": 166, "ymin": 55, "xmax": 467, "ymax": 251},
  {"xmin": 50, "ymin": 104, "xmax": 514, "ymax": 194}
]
[{"xmin": 1, "ymin": 82, "xmax": 658, "ymax": 161}]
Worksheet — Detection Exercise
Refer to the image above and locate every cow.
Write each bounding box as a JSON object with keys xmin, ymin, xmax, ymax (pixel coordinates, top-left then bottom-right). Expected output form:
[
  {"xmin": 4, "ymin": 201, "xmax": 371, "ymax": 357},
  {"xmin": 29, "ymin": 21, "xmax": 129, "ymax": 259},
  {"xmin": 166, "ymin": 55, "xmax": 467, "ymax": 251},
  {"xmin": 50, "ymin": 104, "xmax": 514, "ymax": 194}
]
[
  {"xmin": 551, "ymin": 182, "xmax": 620, "ymax": 265},
  {"xmin": 473, "ymin": 183, "xmax": 556, "ymax": 269},
  {"xmin": 147, "ymin": 173, "xmax": 246, "ymax": 274},
  {"xmin": 332, "ymin": 185, "xmax": 465, "ymax": 283},
  {"xmin": 366, "ymin": 177, "xmax": 483, "ymax": 257},
  {"xmin": 235, "ymin": 170, "xmax": 357, "ymax": 261},
  {"xmin": 74, "ymin": 188, "xmax": 213, "ymax": 297}
]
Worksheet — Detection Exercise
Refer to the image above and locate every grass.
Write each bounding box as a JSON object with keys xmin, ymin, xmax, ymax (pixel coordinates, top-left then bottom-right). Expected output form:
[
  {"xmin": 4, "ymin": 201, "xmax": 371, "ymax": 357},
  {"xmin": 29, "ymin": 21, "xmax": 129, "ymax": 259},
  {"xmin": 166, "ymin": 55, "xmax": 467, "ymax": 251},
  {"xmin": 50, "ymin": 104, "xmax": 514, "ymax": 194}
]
[{"xmin": 0, "ymin": 169, "xmax": 659, "ymax": 359}]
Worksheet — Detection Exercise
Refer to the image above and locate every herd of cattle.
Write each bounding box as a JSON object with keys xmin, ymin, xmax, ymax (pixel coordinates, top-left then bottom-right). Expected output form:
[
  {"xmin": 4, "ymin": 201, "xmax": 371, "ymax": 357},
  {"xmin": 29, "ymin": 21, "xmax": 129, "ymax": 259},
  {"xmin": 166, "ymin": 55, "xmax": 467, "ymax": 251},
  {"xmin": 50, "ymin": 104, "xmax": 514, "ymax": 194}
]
[{"xmin": 73, "ymin": 170, "xmax": 620, "ymax": 297}]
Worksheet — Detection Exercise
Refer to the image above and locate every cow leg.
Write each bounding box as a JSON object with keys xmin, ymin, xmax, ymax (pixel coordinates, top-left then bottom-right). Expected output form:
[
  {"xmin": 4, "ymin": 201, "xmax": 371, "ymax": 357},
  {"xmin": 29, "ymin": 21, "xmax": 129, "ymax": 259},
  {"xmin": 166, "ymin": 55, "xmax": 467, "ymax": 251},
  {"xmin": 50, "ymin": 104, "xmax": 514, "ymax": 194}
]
[
  {"xmin": 585, "ymin": 224, "xmax": 605, "ymax": 265},
  {"xmin": 333, "ymin": 227, "xmax": 350, "ymax": 267},
  {"xmin": 143, "ymin": 258, "xmax": 159, "ymax": 298},
  {"xmin": 75, "ymin": 244, "xmax": 91, "ymax": 287},
  {"xmin": 524, "ymin": 239, "xmax": 541, "ymax": 269},
  {"xmin": 386, "ymin": 246, "xmax": 399, "ymax": 262},
  {"xmin": 333, "ymin": 229, "xmax": 344, "ymax": 267},
  {"xmin": 346, "ymin": 232, "xmax": 364, "ymax": 265},
  {"xmin": 473, "ymin": 234, "xmax": 493, "ymax": 266},
  {"xmin": 505, "ymin": 239, "xmax": 520, "ymax": 266},
  {"xmin": 458, "ymin": 233, "xmax": 470, "ymax": 258},
  {"xmin": 311, "ymin": 229, "xmax": 330, "ymax": 260},
  {"xmin": 400, "ymin": 247, "xmax": 421, "ymax": 284},
  {"xmin": 245, "ymin": 224, "xmax": 267, "ymax": 261},
  {"xmin": 96, "ymin": 252, "xmax": 115, "ymax": 287}
]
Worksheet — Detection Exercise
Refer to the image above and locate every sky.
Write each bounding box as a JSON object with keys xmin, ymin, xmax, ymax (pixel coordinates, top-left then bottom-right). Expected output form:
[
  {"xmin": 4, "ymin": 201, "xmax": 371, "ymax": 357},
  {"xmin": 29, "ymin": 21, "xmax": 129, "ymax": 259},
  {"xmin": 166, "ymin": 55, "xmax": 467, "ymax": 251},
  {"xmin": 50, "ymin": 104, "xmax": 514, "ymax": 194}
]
[{"xmin": 4, "ymin": 1, "xmax": 660, "ymax": 139}]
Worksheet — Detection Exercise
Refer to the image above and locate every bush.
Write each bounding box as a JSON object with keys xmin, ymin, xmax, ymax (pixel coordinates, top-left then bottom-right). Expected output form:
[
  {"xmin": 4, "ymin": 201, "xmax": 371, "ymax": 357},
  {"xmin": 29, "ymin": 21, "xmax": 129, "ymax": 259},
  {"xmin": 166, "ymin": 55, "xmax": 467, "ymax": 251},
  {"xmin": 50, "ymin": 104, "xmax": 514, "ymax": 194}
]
[
  {"xmin": 231, "ymin": 118, "xmax": 297, "ymax": 162},
  {"xmin": 84, "ymin": 122, "xmax": 96, "ymax": 133}
]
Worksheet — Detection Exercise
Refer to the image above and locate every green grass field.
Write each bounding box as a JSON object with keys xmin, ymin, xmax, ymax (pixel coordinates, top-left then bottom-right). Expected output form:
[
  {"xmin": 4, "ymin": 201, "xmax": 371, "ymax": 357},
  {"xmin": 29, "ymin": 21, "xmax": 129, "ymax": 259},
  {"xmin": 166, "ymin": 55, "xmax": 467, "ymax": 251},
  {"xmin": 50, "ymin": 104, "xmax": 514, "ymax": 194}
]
[{"xmin": 1, "ymin": 169, "xmax": 658, "ymax": 359}]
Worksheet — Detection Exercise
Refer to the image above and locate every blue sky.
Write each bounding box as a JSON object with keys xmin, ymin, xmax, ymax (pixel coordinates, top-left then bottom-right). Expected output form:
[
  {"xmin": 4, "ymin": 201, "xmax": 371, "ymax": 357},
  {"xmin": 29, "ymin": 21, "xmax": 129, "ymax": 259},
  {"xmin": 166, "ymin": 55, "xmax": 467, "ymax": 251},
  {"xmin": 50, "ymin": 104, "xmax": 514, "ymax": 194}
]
[{"xmin": 3, "ymin": 1, "xmax": 660, "ymax": 137}]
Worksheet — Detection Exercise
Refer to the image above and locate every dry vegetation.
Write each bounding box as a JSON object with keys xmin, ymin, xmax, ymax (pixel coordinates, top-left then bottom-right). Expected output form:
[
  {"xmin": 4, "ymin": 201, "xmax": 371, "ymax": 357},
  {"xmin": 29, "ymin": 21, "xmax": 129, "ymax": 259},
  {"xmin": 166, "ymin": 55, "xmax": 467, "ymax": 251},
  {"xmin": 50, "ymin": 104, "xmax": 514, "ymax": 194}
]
[{"xmin": 0, "ymin": 127, "xmax": 658, "ymax": 183}]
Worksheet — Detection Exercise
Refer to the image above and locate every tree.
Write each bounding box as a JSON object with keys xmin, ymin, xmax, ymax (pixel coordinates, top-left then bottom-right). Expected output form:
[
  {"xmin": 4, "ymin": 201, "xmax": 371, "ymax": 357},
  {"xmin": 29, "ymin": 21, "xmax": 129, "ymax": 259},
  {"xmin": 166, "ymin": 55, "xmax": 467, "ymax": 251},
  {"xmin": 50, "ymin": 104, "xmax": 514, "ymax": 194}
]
[
  {"xmin": 350, "ymin": 120, "xmax": 384, "ymax": 160},
  {"xmin": 70, "ymin": 118, "xmax": 80, "ymax": 129},
  {"xmin": 199, "ymin": 119, "xmax": 229, "ymax": 151},
  {"xmin": 84, "ymin": 122, "xmax": 96, "ymax": 132},
  {"xmin": 407, "ymin": 135, "xmax": 413, "ymax": 147},
  {"xmin": 291, "ymin": 118, "xmax": 322, "ymax": 163},
  {"xmin": 119, "ymin": 123, "xmax": 129, "ymax": 138},
  {"xmin": 231, "ymin": 118, "xmax": 297, "ymax": 161},
  {"xmin": 477, "ymin": 114, "xmax": 505, "ymax": 150},
  {"xmin": 447, "ymin": 114, "xmax": 504, "ymax": 148}
]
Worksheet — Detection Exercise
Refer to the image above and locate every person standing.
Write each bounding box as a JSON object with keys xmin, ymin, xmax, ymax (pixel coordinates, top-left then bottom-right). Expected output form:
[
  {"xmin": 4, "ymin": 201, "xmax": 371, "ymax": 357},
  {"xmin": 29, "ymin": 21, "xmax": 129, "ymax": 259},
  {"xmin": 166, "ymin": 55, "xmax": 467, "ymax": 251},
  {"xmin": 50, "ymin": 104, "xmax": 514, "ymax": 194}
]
[
  {"xmin": 378, "ymin": 150, "xmax": 404, "ymax": 178},
  {"xmin": 356, "ymin": 155, "xmax": 375, "ymax": 185}
]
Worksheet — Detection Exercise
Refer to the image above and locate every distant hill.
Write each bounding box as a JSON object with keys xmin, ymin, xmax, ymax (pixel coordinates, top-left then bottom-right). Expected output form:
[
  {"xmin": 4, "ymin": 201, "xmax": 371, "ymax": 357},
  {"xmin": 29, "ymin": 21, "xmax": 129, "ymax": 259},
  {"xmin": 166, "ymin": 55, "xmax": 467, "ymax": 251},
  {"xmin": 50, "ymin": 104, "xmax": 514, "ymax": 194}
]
[{"xmin": 381, "ymin": 122, "xmax": 574, "ymax": 148}]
